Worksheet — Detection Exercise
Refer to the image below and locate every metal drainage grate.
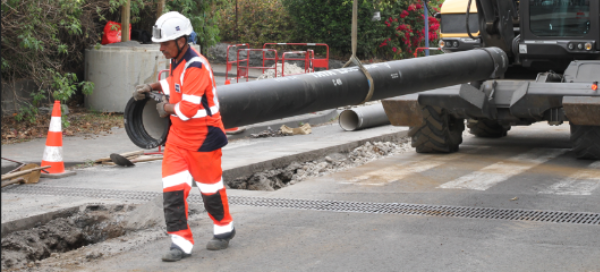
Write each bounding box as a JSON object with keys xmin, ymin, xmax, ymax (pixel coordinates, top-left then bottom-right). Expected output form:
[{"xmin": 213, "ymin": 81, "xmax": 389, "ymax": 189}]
[{"xmin": 3, "ymin": 185, "xmax": 600, "ymax": 225}]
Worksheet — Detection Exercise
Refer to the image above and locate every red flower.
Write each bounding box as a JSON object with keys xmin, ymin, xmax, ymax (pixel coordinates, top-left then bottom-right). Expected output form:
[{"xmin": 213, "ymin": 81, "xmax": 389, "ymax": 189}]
[
  {"xmin": 416, "ymin": 3, "xmax": 422, "ymax": 9},
  {"xmin": 389, "ymin": 17, "xmax": 393, "ymax": 22},
  {"xmin": 379, "ymin": 42, "xmax": 387, "ymax": 48},
  {"xmin": 392, "ymin": 47, "xmax": 397, "ymax": 52},
  {"xmin": 429, "ymin": 23, "xmax": 439, "ymax": 31},
  {"xmin": 428, "ymin": 17, "xmax": 438, "ymax": 24},
  {"xmin": 400, "ymin": 10, "xmax": 409, "ymax": 18},
  {"xmin": 384, "ymin": 21, "xmax": 391, "ymax": 27},
  {"xmin": 408, "ymin": 4, "xmax": 416, "ymax": 12},
  {"xmin": 429, "ymin": 33, "xmax": 438, "ymax": 40},
  {"xmin": 396, "ymin": 24, "xmax": 408, "ymax": 31}
]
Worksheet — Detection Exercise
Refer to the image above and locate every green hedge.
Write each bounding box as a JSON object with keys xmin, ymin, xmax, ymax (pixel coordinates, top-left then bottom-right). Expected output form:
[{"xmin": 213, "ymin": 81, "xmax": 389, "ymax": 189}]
[{"xmin": 217, "ymin": 0, "xmax": 442, "ymax": 60}]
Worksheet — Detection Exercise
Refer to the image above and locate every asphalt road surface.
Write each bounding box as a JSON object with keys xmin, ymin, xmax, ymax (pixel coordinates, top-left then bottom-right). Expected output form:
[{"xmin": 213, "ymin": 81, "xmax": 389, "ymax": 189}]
[{"xmin": 49, "ymin": 123, "xmax": 600, "ymax": 271}]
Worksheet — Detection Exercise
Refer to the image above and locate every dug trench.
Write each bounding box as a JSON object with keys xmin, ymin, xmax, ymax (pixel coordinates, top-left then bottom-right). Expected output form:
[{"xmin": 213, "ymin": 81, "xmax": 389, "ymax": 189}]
[
  {"xmin": 226, "ymin": 140, "xmax": 413, "ymax": 191},
  {"xmin": 1, "ymin": 198, "xmax": 204, "ymax": 271},
  {"xmin": 1, "ymin": 139, "xmax": 412, "ymax": 270}
]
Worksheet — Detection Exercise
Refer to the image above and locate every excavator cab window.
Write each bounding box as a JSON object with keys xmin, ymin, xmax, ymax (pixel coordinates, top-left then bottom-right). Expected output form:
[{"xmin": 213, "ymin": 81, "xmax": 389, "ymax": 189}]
[{"xmin": 529, "ymin": 0, "xmax": 591, "ymax": 36}]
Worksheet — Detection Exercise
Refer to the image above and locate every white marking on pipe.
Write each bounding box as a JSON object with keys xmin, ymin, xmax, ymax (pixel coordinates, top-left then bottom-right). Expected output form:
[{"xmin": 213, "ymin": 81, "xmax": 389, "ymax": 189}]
[
  {"xmin": 539, "ymin": 161, "xmax": 600, "ymax": 195},
  {"xmin": 42, "ymin": 146, "xmax": 63, "ymax": 162},
  {"xmin": 48, "ymin": 117, "xmax": 62, "ymax": 132},
  {"xmin": 307, "ymin": 43, "xmax": 316, "ymax": 46},
  {"xmin": 438, "ymin": 148, "xmax": 568, "ymax": 191}
]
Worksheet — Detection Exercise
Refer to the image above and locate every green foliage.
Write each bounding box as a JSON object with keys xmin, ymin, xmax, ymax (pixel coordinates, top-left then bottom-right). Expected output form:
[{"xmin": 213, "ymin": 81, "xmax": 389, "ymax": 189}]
[
  {"xmin": 282, "ymin": 0, "xmax": 387, "ymax": 58},
  {"xmin": 166, "ymin": 0, "xmax": 231, "ymax": 54},
  {"xmin": 218, "ymin": 0, "xmax": 294, "ymax": 47},
  {"xmin": 217, "ymin": 0, "xmax": 442, "ymax": 61},
  {"xmin": 14, "ymin": 104, "xmax": 38, "ymax": 125},
  {"xmin": 2, "ymin": 0, "xmax": 105, "ymax": 123}
]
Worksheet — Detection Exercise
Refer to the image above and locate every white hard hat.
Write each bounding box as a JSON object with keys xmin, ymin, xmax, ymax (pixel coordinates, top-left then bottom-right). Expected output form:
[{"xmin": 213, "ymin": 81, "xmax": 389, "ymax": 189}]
[{"xmin": 152, "ymin": 11, "xmax": 193, "ymax": 43}]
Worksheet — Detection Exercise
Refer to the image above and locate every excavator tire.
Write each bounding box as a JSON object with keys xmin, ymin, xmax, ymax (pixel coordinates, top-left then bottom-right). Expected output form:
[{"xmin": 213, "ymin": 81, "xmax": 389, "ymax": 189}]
[
  {"xmin": 467, "ymin": 119, "xmax": 510, "ymax": 138},
  {"xmin": 570, "ymin": 124, "xmax": 600, "ymax": 160},
  {"xmin": 409, "ymin": 105, "xmax": 464, "ymax": 153}
]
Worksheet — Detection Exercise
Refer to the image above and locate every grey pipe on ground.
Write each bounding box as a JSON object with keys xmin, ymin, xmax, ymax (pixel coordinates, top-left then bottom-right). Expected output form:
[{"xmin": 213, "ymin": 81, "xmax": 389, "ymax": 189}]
[{"xmin": 339, "ymin": 104, "xmax": 390, "ymax": 131}]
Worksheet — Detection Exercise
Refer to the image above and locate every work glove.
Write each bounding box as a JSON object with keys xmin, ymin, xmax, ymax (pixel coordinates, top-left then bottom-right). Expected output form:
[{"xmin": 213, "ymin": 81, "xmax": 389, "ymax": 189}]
[
  {"xmin": 132, "ymin": 84, "xmax": 152, "ymax": 101},
  {"xmin": 156, "ymin": 95, "xmax": 169, "ymax": 118}
]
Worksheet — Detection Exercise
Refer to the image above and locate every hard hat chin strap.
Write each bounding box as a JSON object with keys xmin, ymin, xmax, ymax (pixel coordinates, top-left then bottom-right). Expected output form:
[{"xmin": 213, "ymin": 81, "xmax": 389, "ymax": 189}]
[{"xmin": 174, "ymin": 36, "xmax": 188, "ymax": 61}]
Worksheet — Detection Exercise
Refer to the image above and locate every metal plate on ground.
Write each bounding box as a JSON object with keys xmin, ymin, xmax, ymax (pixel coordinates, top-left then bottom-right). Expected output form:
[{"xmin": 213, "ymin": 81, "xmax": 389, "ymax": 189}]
[{"xmin": 3, "ymin": 185, "xmax": 599, "ymax": 225}]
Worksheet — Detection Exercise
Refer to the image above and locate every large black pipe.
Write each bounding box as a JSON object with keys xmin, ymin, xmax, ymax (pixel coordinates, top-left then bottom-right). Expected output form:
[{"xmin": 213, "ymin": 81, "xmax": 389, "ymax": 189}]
[{"xmin": 218, "ymin": 47, "xmax": 508, "ymax": 129}]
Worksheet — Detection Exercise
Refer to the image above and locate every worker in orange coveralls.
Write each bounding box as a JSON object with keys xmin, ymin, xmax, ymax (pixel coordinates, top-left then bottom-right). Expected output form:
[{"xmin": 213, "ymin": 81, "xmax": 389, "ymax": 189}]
[{"xmin": 132, "ymin": 11, "xmax": 234, "ymax": 262}]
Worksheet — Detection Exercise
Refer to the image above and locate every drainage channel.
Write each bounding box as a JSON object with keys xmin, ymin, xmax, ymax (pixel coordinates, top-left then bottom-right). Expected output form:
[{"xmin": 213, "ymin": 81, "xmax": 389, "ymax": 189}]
[{"xmin": 4, "ymin": 185, "xmax": 600, "ymax": 225}]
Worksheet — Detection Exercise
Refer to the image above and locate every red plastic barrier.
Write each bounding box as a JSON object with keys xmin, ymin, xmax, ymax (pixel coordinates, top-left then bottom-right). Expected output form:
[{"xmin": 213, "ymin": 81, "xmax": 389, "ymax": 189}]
[
  {"xmin": 263, "ymin": 43, "xmax": 329, "ymax": 71},
  {"xmin": 101, "ymin": 21, "xmax": 131, "ymax": 45},
  {"xmin": 237, "ymin": 49, "xmax": 278, "ymax": 82},
  {"xmin": 225, "ymin": 44, "xmax": 250, "ymax": 82}
]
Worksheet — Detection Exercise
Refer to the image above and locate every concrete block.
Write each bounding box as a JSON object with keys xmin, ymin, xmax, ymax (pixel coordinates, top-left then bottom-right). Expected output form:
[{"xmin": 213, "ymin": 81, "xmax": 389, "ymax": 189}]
[{"xmin": 84, "ymin": 41, "xmax": 200, "ymax": 112}]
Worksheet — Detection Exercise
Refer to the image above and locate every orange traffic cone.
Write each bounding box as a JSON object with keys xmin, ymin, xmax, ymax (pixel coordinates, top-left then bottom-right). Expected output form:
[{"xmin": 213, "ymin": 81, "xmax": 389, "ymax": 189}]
[{"xmin": 41, "ymin": 101, "xmax": 75, "ymax": 178}]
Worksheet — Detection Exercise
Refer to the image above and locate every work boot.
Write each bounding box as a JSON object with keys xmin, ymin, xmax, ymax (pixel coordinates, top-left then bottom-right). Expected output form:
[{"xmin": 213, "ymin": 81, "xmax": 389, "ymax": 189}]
[
  {"xmin": 206, "ymin": 228, "xmax": 236, "ymax": 250},
  {"xmin": 161, "ymin": 247, "xmax": 191, "ymax": 262}
]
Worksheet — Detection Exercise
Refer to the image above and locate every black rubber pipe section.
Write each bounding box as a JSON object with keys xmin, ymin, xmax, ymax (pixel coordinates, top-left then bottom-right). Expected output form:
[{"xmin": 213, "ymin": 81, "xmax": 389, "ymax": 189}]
[
  {"xmin": 219, "ymin": 47, "xmax": 507, "ymax": 129},
  {"xmin": 339, "ymin": 103, "xmax": 391, "ymax": 131},
  {"xmin": 124, "ymin": 97, "xmax": 169, "ymax": 149}
]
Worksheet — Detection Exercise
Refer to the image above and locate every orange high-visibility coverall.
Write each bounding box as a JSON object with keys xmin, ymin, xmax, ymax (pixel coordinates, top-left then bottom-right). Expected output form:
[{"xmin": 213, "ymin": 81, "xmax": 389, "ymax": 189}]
[{"xmin": 160, "ymin": 47, "xmax": 233, "ymax": 254}]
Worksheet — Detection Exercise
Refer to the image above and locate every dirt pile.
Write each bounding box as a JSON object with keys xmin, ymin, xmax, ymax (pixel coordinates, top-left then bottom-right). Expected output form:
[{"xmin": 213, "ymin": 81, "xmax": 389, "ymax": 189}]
[
  {"xmin": 228, "ymin": 140, "xmax": 412, "ymax": 191},
  {"xmin": 256, "ymin": 63, "xmax": 308, "ymax": 80}
]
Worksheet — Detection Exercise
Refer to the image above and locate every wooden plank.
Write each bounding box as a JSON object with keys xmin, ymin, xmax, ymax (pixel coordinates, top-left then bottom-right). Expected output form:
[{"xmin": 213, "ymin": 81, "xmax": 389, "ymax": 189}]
[{"xmin": 121, "ymin": 0, "xmax": 130, "ymax": 42}]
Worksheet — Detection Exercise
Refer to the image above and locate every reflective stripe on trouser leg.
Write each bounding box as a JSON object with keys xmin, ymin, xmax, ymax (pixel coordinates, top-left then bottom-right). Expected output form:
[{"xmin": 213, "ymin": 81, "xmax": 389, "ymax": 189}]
[
  {"xmin": 162, "ymin": 145, "xmax": 194, "ymax": 254},
  {"xmin": 187, "ymin": 149, "xmax": 234, "ymax": 239},
  {"xmin": 200, "ymin": 187, "xmax": 234, "ymax": 239}
]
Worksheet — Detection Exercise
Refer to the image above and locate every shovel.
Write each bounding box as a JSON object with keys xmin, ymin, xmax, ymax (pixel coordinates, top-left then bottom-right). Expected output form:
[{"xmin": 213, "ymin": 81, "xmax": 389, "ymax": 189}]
[
  {"xmin": 1, "ymin": 163, "xmax": 48, "ymax": 188},
  {"xmin": 110, "ymin": 153, "xmax": 163, "ymax": 167}
]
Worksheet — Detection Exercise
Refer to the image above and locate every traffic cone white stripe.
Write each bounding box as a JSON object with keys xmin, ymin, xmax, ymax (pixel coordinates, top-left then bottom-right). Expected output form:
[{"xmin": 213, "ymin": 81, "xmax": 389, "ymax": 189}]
[
  {"xmin": 48, "ymin": 117, "xmax": 62, "ymax": 132},
  {"xmin": 41, "ymin": 101, "xmax": 66, "ymax": 174},
  {"xmin": 42, "ymin": 146, "xmax": 64, "ymax": 162}
]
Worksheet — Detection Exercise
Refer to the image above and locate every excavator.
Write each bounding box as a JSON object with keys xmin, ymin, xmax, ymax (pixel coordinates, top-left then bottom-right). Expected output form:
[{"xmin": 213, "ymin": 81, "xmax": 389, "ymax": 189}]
[
  {"xmin": 127, "ymin": 0, "xmax": 599, "ymax": 161},
  {"xmin": 382, "ymin": 0, "xmax": 600, "ymax": 159}
]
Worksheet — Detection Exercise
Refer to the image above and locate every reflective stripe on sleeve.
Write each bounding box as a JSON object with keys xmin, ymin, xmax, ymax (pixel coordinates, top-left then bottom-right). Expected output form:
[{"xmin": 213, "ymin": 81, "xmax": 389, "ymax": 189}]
[
  {"xmin": 182, "ymin": 94, "xmax": 201, "ymax": 104},
  {"xmin": 192, "ymin": 105, "xmax": 220, "ymax": 119},
  {"xmin": 197, "ymin": 179, "xmax": 224, "ymax": 194},
  {"xmin": 160, "ymin": 79, "xmax": 170, "ymax": 95},
  {"xmin": 173, "ymin": 104, "xmax": 220, "ymax": 121},
  {"xmin": 174, "ymin": 103, "xmax": 190, "ymax": 121}
]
